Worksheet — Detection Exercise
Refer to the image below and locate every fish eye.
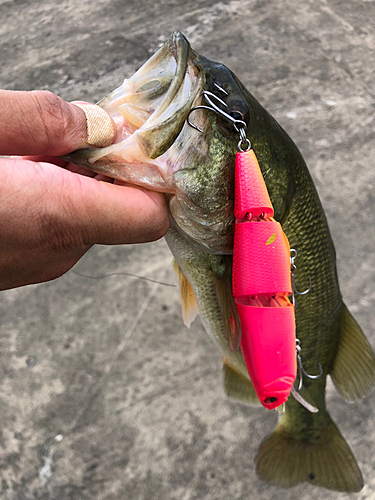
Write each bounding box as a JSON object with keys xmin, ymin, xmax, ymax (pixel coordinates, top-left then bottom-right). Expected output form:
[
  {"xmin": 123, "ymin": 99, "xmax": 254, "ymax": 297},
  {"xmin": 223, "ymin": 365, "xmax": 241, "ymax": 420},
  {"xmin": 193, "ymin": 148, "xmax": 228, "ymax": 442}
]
[
  {"xmin": 229, "ymin": 110, "xmax": 245, "ymax": 121},
  {"xmin": 228, "ymin": 105, "xmax": 250, "ymax": 126},
  {"xmin": 220, "ymin": 104, "xmax": 250, "ymax": 133}
]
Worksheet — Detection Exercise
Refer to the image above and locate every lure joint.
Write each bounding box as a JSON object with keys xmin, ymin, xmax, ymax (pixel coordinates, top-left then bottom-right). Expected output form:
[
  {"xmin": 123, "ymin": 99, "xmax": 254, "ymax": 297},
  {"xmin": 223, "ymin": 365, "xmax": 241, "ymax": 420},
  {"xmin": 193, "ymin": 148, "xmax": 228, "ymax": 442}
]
[{"xmin": 242, "ymin": 211, "xmax": 269, "ymax": 222}]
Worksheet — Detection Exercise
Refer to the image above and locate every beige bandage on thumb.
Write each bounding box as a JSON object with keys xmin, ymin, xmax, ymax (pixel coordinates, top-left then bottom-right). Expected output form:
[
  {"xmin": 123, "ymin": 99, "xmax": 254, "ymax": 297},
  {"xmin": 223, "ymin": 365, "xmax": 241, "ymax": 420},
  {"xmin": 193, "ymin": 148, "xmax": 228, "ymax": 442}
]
[{"xmin": 73, "ymin": 103, "xmax": 116, "ymax": 148}]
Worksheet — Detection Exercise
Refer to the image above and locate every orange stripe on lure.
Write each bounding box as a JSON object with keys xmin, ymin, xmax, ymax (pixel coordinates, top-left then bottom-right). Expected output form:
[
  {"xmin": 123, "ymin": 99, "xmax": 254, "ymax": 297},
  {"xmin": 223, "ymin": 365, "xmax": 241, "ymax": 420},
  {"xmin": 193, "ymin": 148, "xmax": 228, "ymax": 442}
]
[{"xmin": 232, "ymin": 148, "xmax": 296, "ymax": 410}]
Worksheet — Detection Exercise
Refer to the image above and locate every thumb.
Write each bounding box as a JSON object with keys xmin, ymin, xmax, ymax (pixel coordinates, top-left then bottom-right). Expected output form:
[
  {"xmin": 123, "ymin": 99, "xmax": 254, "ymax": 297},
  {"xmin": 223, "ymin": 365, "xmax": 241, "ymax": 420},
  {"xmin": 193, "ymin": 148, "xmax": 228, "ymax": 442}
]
[
  {"xmin": 0, "ymin": 90, "xmax": 116, "ymax": 156},
  {"xmin": 62, "ymin": 172, "xmax": 170, "ymax": 245}
]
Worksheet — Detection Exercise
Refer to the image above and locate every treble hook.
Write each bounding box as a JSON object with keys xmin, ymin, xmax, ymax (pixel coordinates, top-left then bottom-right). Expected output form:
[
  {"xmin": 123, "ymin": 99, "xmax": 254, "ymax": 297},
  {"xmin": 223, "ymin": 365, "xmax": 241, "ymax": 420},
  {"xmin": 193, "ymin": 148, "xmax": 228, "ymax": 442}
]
[
  {"xmin": 290, "ymin": 385, "xmax": 319, "ymax": 413},
  {"xmin": 290, "ymin": 248, "xmax": 312, "ymax": 308},
  {"xmin": 295, "ymin": 339, "xmax": 323, "ymax": 392},
  {"xmin": 274, "ymin": 403, "xmax": 286, "ymax": 416},
  {"xmin": 213, "ymin": 82, "xmax": 228, "ymax": 95},
  {"xmin": 187, "ymin": 89, "xmax": 247, "ymax": 135}
]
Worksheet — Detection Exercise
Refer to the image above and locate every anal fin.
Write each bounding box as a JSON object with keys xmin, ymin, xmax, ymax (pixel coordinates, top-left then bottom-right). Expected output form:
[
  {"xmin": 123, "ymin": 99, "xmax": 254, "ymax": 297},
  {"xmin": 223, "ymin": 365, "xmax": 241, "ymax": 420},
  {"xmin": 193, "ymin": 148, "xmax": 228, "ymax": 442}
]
[
  {"xmin": 255, "ymin": 413, "xmax": 363, "ymax": 492},
  {"xmin": 173, "ymin": 260, "xmax": 199, "ymax": 327},
  {"xmin": 222, "ymin": 357, "xmax": 260, "ymax": 407},
  {"xmin": 330, "ymin": 303, "xmax": 375, "ymax": 401}
]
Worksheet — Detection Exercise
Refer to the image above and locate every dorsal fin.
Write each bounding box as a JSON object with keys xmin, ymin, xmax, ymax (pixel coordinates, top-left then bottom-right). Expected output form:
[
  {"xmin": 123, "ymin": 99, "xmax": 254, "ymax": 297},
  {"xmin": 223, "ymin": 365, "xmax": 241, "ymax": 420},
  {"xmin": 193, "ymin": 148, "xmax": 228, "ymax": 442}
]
[{"xmin": 173, "ymin": 260, "xmax": 199, "ymax": 327}]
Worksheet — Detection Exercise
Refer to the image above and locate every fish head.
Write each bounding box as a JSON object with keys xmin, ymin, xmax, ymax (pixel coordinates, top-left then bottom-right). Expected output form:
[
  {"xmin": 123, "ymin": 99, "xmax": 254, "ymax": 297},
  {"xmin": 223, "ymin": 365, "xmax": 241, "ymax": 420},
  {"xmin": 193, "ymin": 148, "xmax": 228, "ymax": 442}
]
[
  {"xmin": 65, "ymin": 32, "xmax": 295, "ymax": 253},
  {"xmin": 65, "ymin": 32, "xmax": 203, "ymax": 186}
]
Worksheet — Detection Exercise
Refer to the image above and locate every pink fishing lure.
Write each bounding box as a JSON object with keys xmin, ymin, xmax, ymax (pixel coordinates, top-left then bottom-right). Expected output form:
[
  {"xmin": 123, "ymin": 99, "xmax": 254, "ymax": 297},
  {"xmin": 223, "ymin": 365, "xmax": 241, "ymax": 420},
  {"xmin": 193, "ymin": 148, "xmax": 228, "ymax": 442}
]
[{"xmin": 232, "ymin": 150, "xmax": 296, "ymax": 410}]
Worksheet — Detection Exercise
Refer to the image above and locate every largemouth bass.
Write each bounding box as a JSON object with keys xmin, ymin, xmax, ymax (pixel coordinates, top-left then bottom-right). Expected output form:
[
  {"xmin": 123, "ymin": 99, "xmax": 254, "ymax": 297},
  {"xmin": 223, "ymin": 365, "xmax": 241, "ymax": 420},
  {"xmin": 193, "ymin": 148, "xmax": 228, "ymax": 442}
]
[{"xmin": 66, "ymin": 32, "xmax": 375, "ymax": 492}]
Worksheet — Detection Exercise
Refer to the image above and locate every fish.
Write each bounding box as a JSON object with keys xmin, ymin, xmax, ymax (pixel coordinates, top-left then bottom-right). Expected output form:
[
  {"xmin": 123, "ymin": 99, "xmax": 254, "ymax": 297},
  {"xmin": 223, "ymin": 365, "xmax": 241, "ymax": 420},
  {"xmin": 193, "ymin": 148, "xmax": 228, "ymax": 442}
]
[{"xmin": 65, "ymin": 32, "xmax": 375, "ymax": 492}]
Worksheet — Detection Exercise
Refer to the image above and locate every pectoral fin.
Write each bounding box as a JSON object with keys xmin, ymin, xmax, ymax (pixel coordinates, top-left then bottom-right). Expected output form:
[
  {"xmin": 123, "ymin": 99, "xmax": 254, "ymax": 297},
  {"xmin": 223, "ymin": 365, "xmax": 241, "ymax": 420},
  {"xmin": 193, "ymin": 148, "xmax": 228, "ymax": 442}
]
[
  {"xmin": 213, "ymin": 266, "xmax": 241, "ymax": 352},
  {"xmin": 330, "ymin": 303, "xmax": 375, "ymax": 401},
  {"xmin": 173, "ymin": 260, "xmax": 199, "ymax": 327}
]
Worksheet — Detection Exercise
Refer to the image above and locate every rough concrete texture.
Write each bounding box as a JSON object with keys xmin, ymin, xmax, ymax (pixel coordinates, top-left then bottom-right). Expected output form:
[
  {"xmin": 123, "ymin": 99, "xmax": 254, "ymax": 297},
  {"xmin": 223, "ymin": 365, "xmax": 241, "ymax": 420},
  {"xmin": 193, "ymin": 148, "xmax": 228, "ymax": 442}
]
[{"xmin": 1, "ymin": 0, "xmax": 375, "ymax": 498}]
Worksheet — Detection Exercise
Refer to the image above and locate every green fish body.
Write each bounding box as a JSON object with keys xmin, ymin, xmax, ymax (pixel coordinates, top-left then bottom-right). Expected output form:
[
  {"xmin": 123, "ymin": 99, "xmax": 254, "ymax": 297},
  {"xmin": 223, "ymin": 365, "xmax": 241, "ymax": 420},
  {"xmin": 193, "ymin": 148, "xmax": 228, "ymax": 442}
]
[{"xmin": 65, "ymin": 32, "xmax": 375, "ymax": 492}]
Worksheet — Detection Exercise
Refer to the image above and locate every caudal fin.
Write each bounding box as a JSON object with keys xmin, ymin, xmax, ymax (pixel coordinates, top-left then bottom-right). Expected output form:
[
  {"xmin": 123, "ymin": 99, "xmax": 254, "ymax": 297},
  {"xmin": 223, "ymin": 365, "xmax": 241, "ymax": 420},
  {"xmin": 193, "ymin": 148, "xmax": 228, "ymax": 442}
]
[
  {"xmin": 331, "ymin": 304, "xmax": 375, "ymax": 401},
  {"xmin": 255, "ymin": 414, "xmax": 363, "ymax": 492}
]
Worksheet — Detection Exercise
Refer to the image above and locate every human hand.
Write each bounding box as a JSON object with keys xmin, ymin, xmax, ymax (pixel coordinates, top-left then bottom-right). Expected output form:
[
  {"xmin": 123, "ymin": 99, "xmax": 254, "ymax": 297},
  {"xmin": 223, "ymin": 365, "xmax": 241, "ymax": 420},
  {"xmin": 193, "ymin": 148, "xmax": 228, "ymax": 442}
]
[{"xmin": 0, "ymin": 90, "xmax": 169, "ymax": 291}]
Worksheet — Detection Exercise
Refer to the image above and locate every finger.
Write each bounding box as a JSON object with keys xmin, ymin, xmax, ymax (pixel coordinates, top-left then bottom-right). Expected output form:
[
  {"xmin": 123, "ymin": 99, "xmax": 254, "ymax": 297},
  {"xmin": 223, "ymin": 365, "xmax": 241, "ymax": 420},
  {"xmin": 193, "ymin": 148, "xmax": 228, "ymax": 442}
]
[
  {"xmin": 113, "ymin": 179, "xmax": 163, "ymax": 202},
  {"xmin": 21, "ymin": 155, "xmax": 98, "ymax": 177},
  {"xmin": 72, "ymin": 175, "xmax": 170, "ymax": 245},
  {"xmin": 94, "ymin": 174, "xmax": 115, "ymax": 183},
  {"xmin": 71, "ymin": 102, "xmax": 116, "ymax": 149},
  {"xmin": 2, "ymin": 157, "xmax": 169, "ymax": 245},
  {"xmin": 21, "ymin": 154, "xmax": 108, "ymax": 178},
  {"xmin": 21, "ymin": 155, "xmax": 69, "ymax": 168},
  {"xmin": 0, "ymin": 90, "xmax": 116, "ymax": 156},
  {"xmin": 0, "ymin": 158, "xmax": 169, "ymax": 290}
]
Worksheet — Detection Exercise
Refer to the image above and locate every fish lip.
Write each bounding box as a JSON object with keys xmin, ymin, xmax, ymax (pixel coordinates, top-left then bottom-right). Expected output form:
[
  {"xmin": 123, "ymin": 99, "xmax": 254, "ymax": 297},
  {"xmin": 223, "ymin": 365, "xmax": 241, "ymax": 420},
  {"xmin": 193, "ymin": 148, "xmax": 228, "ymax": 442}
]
[
  {"xmin": 134, "ymin": 32, "xmax": 202, "ymax": 159},
  {"xmin": 140, "ymin": 32, "xmax": 191, "ymax": 132},
  {"xmin": 167, "ymin": 31, "xmax": 189, "ymax": 63}
]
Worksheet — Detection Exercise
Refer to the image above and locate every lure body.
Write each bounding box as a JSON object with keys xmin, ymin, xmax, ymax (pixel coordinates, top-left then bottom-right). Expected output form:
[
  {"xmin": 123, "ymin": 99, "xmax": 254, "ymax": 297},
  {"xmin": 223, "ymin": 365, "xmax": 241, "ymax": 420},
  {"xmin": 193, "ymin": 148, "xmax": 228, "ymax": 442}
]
[{"xmin": 232, "ymin": 150, "xmax": 296, "ymax": 410}]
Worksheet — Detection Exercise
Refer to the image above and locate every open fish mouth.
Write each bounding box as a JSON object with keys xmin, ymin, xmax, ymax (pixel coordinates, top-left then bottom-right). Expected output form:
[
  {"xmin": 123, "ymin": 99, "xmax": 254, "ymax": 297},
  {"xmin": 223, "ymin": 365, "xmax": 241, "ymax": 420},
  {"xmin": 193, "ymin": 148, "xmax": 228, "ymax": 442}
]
[
  {"xmin": 65, "ymin": 31, "xmax": 237, "ymax": 252},
  {"xmin": 65, "ymin": 32, "xmax": 202, "ymax": 191}
]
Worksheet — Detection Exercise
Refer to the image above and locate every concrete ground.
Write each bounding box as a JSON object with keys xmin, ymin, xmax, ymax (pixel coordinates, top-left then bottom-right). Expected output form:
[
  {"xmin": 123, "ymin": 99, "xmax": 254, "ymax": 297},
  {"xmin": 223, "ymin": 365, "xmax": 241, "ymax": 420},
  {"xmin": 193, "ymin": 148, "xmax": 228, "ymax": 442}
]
[{"xmin": 1, "ymin": 0, "xmax": 375, "ymax": 498}]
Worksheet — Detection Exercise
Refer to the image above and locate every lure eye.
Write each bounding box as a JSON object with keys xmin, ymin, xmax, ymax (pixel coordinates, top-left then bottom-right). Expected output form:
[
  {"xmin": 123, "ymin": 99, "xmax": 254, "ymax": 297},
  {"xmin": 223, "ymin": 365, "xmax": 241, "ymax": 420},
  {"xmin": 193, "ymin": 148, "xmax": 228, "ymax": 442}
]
[{"xmin": 264, "ymin": 397, "xmax": 278, "ymax": 404}]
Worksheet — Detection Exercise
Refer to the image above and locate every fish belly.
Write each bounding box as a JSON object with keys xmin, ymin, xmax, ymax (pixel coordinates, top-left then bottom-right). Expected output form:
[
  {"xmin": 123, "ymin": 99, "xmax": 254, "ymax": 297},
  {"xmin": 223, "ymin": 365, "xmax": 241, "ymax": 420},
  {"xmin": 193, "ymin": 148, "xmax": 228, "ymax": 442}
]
[{"xmin": 165, "ymin": 226, "xmax": 248, "ymax": 379}]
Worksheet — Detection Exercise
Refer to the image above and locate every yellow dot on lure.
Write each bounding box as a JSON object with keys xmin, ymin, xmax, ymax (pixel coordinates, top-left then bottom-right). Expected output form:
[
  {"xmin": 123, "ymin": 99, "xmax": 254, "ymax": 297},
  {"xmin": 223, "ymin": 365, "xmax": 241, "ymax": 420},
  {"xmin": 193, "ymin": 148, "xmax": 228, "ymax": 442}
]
[{"xmin": 266, "ymin": 233, "xmax": 277, "ymax": 245}]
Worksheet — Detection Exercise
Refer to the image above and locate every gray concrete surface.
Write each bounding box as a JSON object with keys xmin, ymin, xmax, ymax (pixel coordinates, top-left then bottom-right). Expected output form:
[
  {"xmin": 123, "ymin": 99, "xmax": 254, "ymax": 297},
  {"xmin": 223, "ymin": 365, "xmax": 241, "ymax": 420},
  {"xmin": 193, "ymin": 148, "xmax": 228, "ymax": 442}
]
[{"xmin": 1, "ymin": 0, "xmax": 375, "ymax": 498}]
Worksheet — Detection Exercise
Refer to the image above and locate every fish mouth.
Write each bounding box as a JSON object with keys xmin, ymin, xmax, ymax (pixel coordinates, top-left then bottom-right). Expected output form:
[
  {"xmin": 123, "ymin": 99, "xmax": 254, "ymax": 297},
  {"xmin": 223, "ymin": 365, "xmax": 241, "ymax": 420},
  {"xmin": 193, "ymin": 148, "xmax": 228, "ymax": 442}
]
[{"xmin": 65, "ymin": 32, "xmax": 202, "ymax": 187}]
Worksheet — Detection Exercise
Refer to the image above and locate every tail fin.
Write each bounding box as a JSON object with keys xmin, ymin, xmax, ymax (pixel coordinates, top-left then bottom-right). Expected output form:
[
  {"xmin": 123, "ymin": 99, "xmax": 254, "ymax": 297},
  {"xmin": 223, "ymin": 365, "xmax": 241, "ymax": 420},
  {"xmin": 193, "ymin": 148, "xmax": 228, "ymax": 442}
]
[
  {"xmin": 255, "ymin": 413, "xmax": 363, "ymax": 492},
  {"xmin": 330, "ymin": 304, "xmax": 375, "ymax": 401}
]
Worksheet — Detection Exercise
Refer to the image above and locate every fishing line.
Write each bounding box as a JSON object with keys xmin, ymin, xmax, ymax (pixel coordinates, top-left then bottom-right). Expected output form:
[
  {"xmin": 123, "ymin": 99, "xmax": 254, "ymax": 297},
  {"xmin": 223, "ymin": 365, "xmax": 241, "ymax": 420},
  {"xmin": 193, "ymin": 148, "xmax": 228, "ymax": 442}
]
[{"xmin": 71, "ymin": 269, "xmax": 176, "ymax": 288}]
